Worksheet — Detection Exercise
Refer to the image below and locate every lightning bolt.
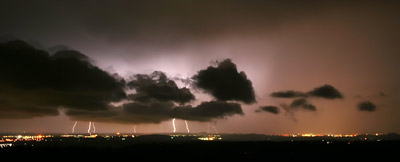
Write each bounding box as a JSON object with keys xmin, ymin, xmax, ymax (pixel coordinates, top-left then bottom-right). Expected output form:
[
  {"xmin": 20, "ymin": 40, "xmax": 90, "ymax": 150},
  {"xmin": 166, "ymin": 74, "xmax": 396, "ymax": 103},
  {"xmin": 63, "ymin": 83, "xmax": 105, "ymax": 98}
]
[
  {"xmin": 184, "ymin": 120, "xmax": 190, "ymax": 133},
  {"xmin": 172, "ymin": 118, "xmax": 176, "ymax": 133},
  {"xmin": 212, "ymin": 125, "xmax": 219, "ymax": 134},
  {"xmin": 92, "ymin": 122, "xmax": 96, "ymax": 133},
  {"xmin": 88, "ymin": 121, "xmax": 92, "ymax": 135},
  {"xmin": 72, "ymin": 121, "xmax": 77, "ymax": 133},
  {"xmin": 207, "ymin": 124, "xmax": 210, "ymax": 133},
  {"xmin": 133, "ymin": 125, "xmax": 137, "ymax": 133}
]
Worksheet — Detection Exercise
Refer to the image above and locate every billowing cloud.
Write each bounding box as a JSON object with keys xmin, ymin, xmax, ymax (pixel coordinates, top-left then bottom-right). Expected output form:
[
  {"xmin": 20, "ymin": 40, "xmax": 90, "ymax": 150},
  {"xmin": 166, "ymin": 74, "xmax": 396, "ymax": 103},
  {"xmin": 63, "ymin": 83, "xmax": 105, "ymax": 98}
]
[
  {"xmin": 0, "ymin": 40, "xmax": 126, "ymax": 118},
  {"xmin": 270, "ymin": 84, "xmax": 343, "ymax": 99},
  {"xmin": 128, "ymin": 71, "xmax": 195, "ymax": 104},
  {"xmin": 357, "ymin": 101, "xmax": 377, "ymax": 112},
  {"xmin": 192, "ymin": 59, "xmax": 256, "ymax": 104},
  {"xmin": 172, "ymin": 101, "xmax": 243, "ymax": 122},
  {"xmin": 65, "ymin": 100, "xmax": 174, "ymax": 124},
  {"xmin": 270, "ymin": 91, "xmax": 306, "ymax": 98},
  {"xmin": 122, "ymin": 100, "xmax": 174, "ymax": 123},
  {"xmin": 257, "ymin": 106, "xmax": 280, "ymax": 114},
  {"xmin": 289, "ymin": 98, "xmax": 316, "ymax": 111},
  {"xmin": 307, "ymin": 84, "xmax": 343, "ymax": 99},
  {"xmin": 67, "ymin": 100, "xmax": 244, "ymax": 124},
  {"xmin": 47, "ymin": 45, "xmax": 75, "ymax": 55},
  {"xmin": 269, "ymin": 84, "xmax": 342, "ymax": 115},
  {"xmin": 0, "ymin": 40, "xmax": 248, "ymax": 123}
]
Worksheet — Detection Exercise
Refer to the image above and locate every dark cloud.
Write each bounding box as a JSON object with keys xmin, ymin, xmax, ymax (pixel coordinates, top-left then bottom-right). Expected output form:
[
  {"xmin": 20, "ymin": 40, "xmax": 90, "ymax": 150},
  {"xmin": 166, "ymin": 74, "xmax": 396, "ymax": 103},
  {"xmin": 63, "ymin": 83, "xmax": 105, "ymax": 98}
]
[
  {"xmin": 128, "ymin": 71, "xmax": 195, "ymax": 104},
  {"xmin": 268, "ymin": 84, "xmax": 342, "ymax": 115},
  {"xmin": 68, "ymin": 71, "xmax": 197, "ymax": 124},
  {"xmin": 0, "ymin": 40, "xmax": 126, "ymax": 118},
  {"xmin": 289, "ymin": 98, "xmax": 316, "ymax": 111},
  {"xmin": 289, "ymin": 98, "xmax": 307, "ymax": 107},
  {"xmin": 65, "ymin": 100, "xmax": 174, "ymax": 124},
  {"xmin": 270, "ymin": 91, "xmax": 307, "ymax": 98},
  {"xmin": 192, "ymin": 59, "xmax": 256, "ymax": 104},
  {"xmin": 258, "ymin": 106, "xmax": 280, "ymax": 114},
  {"xmin": 0, "ymin": 40, "xmax": 250, "ymax": 124},
  {"xmin": 172, "ymin": 101, "xmax": 244, "ymax": 122},
  {"xmin": 271, "ymin": 84, "xmax": 343, "ymax": 99},
  {"xmin": 0, "ymin": 40, "xmax": 246, "ymax": 123},
  {"xmin": 67, "ymin": 100, "xmax": 243, "ymax": 124},
  {"xmin": 122, "ymin": 100, "xmax": 174, "ymax": 123},
  {"xmin": 358, "ymin": 101, "xmax": 377, "ymax": 112},
  {"xmin": 307, "ymin": 84, "xmax": 343, "ymax": 99},
  {"xmin": 124, "ymin": 100, "xmax": 174, "ymax": 115},
  {"xmin": 47, "ymin": 45, "xmax": 75, "ymax": 55},
  {"xmin": 0, "ymin": 34, "xmax": 19, "ymax": 44},
  {"xmin": 51, "ymin": 50, "xmax": 89, "ymax": 61},
  {"xmin": 301, "ymin": 103, "xmax": 317, "ymax": 111},
  {"xmin": 65, "ymin": 109, "xmax": 119, "ymax": 122}
]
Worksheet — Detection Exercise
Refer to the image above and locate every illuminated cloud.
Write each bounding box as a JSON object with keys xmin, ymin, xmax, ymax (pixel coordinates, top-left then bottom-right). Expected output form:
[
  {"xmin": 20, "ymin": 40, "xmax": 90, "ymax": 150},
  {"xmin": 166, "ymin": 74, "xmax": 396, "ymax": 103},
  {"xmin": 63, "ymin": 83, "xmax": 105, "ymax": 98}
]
[
  {"xmin": 127, "ymin": 71, "xmax": 195, "ymax": 104},
  {"xmin": 192, "ymin": 59, "xmax": 256, "ymax": 104}
]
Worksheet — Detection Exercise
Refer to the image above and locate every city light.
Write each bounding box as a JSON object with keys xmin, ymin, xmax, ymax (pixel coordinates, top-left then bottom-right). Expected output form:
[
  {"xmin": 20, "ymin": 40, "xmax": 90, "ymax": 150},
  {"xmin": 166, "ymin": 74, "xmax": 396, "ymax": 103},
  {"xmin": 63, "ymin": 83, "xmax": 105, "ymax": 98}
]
[{"xmin": 0, "ymin": 132, "xmax": 392, "ymax": 149}]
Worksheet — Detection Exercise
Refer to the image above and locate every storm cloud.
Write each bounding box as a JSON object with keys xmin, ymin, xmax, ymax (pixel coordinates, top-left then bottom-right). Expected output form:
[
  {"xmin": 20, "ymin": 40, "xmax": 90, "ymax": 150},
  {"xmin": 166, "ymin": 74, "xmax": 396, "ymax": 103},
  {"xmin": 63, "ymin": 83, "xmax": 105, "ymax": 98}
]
[
  {"xmin": 271, "ymin": 84, "xmax": 343, "ymax": 99},
  {"xmin": 172, "ymin": 101, "xmax": 244, "ymax": 122},
  {"xmin": 269, "ymin": 85, "xmax": 341, "ymax": 114},
  {"xmin": 257, "ymin": 106, "xmax": 280, "ymax": 114},
  {"xmin": 192, "ymin": 59, "xmax": 256, "ymax": 104},
  {"xmin": 66, "ymin": 100, "xmax": 244, "ymax": 124},
  {"xmin": 0, "ymin": 40, "xmax": 126, "ymax": 118},
  {"xmin": 65, "ymin": 100, "xmax": 175, "ymax": 124},
  {"xmin": 307, "ymin": 85, "xmax": 343, "ymax": 99},
  {"xmin": 358, "ymin": 101, "xmax": 377, "ymax": 112},
  {"xmin": 289, "ymin": 98, "xmax": 316, "ymax": 111},
  {"xmin": 0, "ymin": 40, "xmax": 249, "ymax": 123},
  {"xmin": 128, "ymin": 71, "xmax": 195, "ymax": 104},
  {"xmin": 270, "ymin": 91, "xmax": 307, "ymax": 98}
]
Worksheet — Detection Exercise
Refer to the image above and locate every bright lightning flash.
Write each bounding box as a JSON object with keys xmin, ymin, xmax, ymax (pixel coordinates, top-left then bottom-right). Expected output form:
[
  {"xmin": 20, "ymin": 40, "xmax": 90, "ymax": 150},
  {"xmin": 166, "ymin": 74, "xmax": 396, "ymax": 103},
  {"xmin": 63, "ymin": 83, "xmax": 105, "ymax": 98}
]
[
  {"xmin": 88, "ymin": 121, "xmax": 92, "ymax": 134},
  {"xmin": 184, "ymin": 120, "xmax": 190, "ymax": 133},
  {"xmin": 72, "ymin": 121, "xmax": 78, "ymax": 133},
  {"xmin": 92, "ymin": 122, "xmax": 96, "ymax": 133},
  {"xmin": 172, "ymin": 118, "xmax": 176, "ymax": 133},
  {"xmin": 212, "ymin": 125, "xmax": 219, "ymax": 134}
]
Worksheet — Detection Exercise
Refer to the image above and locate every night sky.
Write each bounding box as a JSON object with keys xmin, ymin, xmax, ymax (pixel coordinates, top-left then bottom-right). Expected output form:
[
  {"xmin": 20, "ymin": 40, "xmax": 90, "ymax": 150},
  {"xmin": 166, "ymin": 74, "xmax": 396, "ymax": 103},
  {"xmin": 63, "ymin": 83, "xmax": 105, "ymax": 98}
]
[{"xmin": 0, "ymin": 0, "xmax": 399, "ymax": 134}]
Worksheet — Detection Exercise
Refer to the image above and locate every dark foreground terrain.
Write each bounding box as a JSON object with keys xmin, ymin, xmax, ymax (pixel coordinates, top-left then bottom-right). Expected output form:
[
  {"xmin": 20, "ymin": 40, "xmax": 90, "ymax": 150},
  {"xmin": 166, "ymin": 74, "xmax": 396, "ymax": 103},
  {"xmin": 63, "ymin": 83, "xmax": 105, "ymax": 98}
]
[{"xmin": 1, "ymin": 137, "xmax": 399, "ymax": 160}]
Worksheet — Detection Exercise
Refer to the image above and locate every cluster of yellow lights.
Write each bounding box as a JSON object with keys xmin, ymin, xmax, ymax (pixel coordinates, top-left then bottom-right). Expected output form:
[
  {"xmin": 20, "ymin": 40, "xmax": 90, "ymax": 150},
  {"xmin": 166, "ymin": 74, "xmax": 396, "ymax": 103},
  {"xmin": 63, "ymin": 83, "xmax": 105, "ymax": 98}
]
[
  {"xmin": 197, "ymin": 136, "xmax": 222, "ymax": 141},
  {"xmin": 61, "ymin": 134, "xmax": 85, "ymax": 138},
  {"xmin": 281, "ymin": 133, "xmax": 363, "ymax": 138},
  {"xmin": 326, "ymin": 134, "xmax": 359, "ymax": 138},
  {"xmin": 0, "ymin": 135, "xmax": 52, "ymax": 142},
  {"xmin": 84, "ymin": 134, "xmax": 98, "ymax": 138}
]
